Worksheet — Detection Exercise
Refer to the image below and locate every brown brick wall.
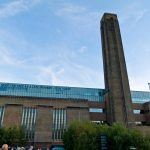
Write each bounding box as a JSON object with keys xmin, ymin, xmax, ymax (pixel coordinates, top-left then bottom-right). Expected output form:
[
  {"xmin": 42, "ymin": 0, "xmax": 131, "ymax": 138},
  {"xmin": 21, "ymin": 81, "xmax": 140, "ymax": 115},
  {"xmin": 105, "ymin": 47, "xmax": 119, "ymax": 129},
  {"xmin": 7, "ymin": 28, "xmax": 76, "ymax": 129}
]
[
  {"xmin": 134, "ymin": 114, "xmax": 146, "ymax": 122},
  {"xmin": 88, "ymin": 101, "xmax": 105, "ymax": 108},
  {"xmin": 90, "ymin": 112, "xmax": 106, "ymax": 121},
  {"xmin": 34, "ymin": 106, "xmax": 53, "ymax": 143},
  {"xmin": 3, "ymin": 104, "xmax": 22, "ymax": 127},
  {"xmin": 67, "ymin": 107, "xmax": 89, "ymax": 126},
  {"xmin": 133, "ymin": 103, "xmax": 144, "ymax": 110},
  {"xmin": 0, "ymin": 96, "xmax": 90, "ymax": 144},
  {"xmin": 0, "ymin": 96, "xmax": 88, "ymax": 108},
  {"xmin": 0, "ymin": 95, "xmax": 149, "ymax": 145}
]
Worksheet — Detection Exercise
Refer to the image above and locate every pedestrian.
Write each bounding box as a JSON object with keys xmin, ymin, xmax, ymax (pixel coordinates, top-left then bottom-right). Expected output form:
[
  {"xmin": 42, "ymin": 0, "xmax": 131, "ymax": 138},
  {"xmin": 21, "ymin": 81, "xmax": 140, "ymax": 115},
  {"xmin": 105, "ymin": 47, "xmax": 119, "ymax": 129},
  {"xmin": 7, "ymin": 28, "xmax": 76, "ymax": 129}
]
[
  {"xmin": 28, "ymin": 146, "xmax": 33, "ymax": 150},
  {"xmin": 2, "ymin": 144, "xmax": 8, "ymax": 150}
]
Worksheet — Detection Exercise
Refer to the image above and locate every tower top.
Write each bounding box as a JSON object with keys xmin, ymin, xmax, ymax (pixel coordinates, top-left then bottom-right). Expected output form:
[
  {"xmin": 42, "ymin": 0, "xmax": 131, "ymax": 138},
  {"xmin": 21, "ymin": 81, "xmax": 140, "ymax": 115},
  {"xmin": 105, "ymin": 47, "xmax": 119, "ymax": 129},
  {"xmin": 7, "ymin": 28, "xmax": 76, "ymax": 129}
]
[{"xmin": 101, "ymin": 13, "xmax": 117, "ymax": 22}]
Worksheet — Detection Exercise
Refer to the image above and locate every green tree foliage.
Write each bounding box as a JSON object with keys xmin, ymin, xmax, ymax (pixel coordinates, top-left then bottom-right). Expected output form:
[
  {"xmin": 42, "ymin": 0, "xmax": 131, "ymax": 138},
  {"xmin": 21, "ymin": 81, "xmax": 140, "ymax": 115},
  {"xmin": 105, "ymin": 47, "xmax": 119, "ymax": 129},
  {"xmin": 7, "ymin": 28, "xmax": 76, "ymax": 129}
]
[
  {"xmin": 0, "ymin": 126, "xmax": 27, "ymax": 146},
  {"xmin": 63, "ymin": 121, "xmax": 99, "ymax": 150},
  {"xmin": 63, "ymin": 121, "xmax": 150, "ymax": 150}
]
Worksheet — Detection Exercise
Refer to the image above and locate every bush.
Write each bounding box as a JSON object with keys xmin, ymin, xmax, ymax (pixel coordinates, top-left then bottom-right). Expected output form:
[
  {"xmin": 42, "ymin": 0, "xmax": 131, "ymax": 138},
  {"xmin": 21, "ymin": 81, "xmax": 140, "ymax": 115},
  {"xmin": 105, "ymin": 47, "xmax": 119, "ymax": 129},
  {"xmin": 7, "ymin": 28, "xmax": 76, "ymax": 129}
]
[
  {"xmin": 63, "ymin": 122, "xmax": 150, "ymax": 150},
  {"xmin": 0, "ymin": 126, "xmax": 27, "ymax": 146}
]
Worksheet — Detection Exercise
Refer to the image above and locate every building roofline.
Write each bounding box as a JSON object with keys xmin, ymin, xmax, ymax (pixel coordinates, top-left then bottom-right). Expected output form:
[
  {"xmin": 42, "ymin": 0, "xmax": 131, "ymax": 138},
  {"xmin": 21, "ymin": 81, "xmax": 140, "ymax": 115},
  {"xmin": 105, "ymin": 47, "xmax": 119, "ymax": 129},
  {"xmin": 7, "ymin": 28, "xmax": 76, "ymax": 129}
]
[
  {"xmin": 0, "ymin": 81, "xmax": 105, "ymax": 91},
  {"xmin": 0, "ymin": 82, "xmax": 150, "ymax": 93},
  {"xmin": 131, "ymin": 90, "xmax": 150, "ymax": 93}
]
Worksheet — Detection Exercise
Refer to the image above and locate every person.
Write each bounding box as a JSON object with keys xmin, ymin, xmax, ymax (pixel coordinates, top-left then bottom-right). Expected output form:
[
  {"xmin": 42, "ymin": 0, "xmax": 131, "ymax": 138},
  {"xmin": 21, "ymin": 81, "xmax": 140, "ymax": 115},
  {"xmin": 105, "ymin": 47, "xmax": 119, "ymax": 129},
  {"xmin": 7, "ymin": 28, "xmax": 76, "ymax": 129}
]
[
  {"xmin": 28, "ymin": 146, "xmax": 33, "ymax": 150},
  {"xmin": 2, "ymin": 144, "xmax": 8, "ymax": 150}
]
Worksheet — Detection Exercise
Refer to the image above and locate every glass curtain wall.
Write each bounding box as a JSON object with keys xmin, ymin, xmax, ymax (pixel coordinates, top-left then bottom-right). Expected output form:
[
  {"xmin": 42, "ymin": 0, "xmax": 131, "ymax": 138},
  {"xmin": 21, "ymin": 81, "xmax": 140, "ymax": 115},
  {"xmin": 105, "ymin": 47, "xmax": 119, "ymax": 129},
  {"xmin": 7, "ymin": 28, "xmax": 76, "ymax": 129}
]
[
  {"xmin": 0, "ymin": 82, "xmax": 106, "ymax": 102},
  {"xmin": 21, "ymin": 107, "xmax": 37, "ymax": 141},
  {"xmin": 52, "ymin": 108, "xmax": 67, "ymax": 141},
  {"xmin": 0, "ymin": 106, "xmax": 4, "ymax": 127}
]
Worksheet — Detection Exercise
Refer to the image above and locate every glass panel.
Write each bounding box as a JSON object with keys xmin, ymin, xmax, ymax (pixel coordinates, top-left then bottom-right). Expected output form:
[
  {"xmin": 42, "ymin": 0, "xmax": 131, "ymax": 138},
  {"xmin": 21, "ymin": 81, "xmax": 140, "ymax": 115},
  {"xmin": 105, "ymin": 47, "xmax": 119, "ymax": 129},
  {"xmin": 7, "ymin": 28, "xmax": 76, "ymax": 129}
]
[
  {"xmin": 0, "ymin": 82, "xmax": 149, "ymax": 103},
  {"xmin": 52, "ymin": 108, "xmax": 67, "ymax": 141},
  {"xmin": 131, "ymin": 91, "xmax": 150, "ymax": 103},
  {"xmin": 0, "ymin": 82, "xmax": 106, "ymax": 102},
  {"xmin": 89, "ymin": 108, "xmax": 103, "ymax": 113},
  {"xmin": 21, "ymin": 107, "xmax": 37, "ymax": 140},
  {"xmin": 0, "ymin": 106, "xmax": 4, "ymax": 127},
  {"xmin": 133, "ymin": 110, "xmax": 141, "ymax": 114}
]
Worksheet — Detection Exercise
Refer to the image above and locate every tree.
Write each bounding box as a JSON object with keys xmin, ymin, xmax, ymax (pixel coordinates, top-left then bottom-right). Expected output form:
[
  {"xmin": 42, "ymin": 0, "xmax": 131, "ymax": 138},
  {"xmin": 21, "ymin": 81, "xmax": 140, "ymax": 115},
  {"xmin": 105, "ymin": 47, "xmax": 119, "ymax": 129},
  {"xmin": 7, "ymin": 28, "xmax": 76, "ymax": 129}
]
[
  {"xmin": 63, "ymin": 121, "xmax": 150, "ymax": 150},
  {"xmin": 0, "ymin": 127, "xmax": 6, "ymax": 145},
  {"xmin": 63, "ymin": 121, "xmax": 100, "ymax": 150},
  {"xmin": 0, "ymin": 126, "xmax": 27, "ymax": 147}
]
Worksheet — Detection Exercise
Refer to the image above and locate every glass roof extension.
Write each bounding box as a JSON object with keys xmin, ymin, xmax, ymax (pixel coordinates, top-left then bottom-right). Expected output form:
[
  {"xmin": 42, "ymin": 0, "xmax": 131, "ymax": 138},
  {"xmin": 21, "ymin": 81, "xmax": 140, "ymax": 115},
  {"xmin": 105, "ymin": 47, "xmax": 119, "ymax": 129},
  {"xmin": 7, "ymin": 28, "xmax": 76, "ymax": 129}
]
[
  {"xmin": 0, "ymin": 82, "xmax": 149, "ymax": 103},
  {"xmin": 131, "ymin": 91, "xmax": 150, "ymax": 103},
  {"xmin": 0, "ymin": 82, "xmax": 106, "ymax": 102}
]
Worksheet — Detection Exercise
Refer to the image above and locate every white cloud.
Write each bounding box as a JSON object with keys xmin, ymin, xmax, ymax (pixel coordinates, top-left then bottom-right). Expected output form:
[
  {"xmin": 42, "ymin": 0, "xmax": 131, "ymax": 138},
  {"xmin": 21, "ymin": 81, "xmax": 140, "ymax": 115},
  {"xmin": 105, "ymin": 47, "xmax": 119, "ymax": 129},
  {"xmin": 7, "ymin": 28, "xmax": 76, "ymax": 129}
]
[
  {"xmin": 119, "ymin": 2, "xmax": 148, "ymax": 26},
  {"xmin": 0, "ymin": 0, "xmax": 42, "ymax": 18},
  {"xmin": 0, "ymin": 28, "xmax": 44, "ymax": 68},
  {"xmin": 36, "ymin": 43, "xmax": 104, "ymax": 88},
  {"xmin": 78, "ymin": 46, "xmax": 87, "ymax": 53},
  {"xmin": 0, "ymin": 1, "xmax": 103, "ymax": 88},
  {"xmin": 0, "ymin": 45, "xmax": 23, "ymax": 66},
  {"xmin": 129, "ymin": 75, "xmax": 150, "ymax": 91},
  {"xmin": 36, "ymin": 65, "xmax": 64, "ymax": 85},
  {"xmin": 134, "ymin": 9, "xmax": 147, "ymax": 24},
  {"xmin": 36, "ymin": 59, "xmax": 104, "ymax": 88},
  {"xmin": 54, "ymin": 3, "xmax": 101, "ymax": 32},
  {"xmin": 55, "ymin": 3, "xmax": 87, "ymax": 16}
]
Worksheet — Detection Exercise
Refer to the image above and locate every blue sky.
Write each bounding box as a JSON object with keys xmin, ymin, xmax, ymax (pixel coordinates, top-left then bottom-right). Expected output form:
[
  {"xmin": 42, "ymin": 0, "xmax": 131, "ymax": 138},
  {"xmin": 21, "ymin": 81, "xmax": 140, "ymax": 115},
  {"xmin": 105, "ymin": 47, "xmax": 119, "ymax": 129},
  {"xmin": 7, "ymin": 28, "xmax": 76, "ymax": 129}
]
[{"xmin": 0, "ymin": 0, "xmax": 150, "ymax": 91}]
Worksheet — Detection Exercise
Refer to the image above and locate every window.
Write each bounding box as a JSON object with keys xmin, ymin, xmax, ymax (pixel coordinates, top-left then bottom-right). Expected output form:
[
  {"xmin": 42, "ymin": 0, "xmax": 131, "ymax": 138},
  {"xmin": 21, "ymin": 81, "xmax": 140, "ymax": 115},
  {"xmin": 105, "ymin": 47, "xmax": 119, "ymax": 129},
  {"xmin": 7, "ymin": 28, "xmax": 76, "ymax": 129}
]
[
  {"xmin": 135, "ymin": 122, "xmax": 142, "ymax": 126},
  {"xmin": 133, "ymin": 110, "xmax": 141, "ymax": 114},
  {"xmin": 89, "ymin": 108, "xmax": 103, "ymax": 113},
  {"xmin": 52, "ymin": 108, "xmax": 67, "ymax": 141},
  {"xmin": 91, "ymin": 121, "xmax": 105, "ymax": 124},
  {"xmin": 21, "ymin": 107, "xmax": 37, "ymax": 140},
  {"xmin": 0, "ymin": 82, "xmax": 107, "ymax": 102},
  {"xmin": 0, "ymin": 106, "xmax": 4, "ymax": 127}
]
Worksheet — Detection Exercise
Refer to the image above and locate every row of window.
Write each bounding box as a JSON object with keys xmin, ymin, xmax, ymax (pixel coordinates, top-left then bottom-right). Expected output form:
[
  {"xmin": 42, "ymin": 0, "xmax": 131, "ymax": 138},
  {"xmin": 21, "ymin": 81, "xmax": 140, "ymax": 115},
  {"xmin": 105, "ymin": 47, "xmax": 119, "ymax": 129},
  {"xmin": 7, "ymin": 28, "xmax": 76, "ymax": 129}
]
[
  {"xmin": 21, "ymin": 107, "xmax": 67, "ymax": 141},
  {"xmin": 0, "ymin": 106, "xmax": 67, "ymax": 141},
  {"xmin": 131, "ymin": 91, "xmax": 150, "ymax": 103},
  {"xmin": 0, "ymin": 107, "xmax": 107, "ymax": 138},
  {"xmin": 52, "ymin": 108, "xmax": 67, "ymax": 140},
  {"xmin": 133, "ymin": 109, "xmax": 150, "ymax": 114},
  {"xmin": 0, "ymin": 83, "xmax": 150, "ymax": 103},
  {"xmin": 21, "ymin": 107, "xmax": 37, "ymax": 140},
  {"xmin": 0, "ymin": 82, "xmax": 106, "ymax": 102}
]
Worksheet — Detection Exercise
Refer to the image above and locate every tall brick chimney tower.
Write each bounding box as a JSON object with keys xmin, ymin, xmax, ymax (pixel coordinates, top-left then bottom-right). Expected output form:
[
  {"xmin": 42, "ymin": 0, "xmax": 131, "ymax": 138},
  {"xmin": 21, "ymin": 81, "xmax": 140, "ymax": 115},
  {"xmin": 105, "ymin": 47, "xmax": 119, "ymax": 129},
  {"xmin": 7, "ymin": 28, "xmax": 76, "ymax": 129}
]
[{"xmin": 100, "ymin": 13, "xmax": 134, "ymax": 126}]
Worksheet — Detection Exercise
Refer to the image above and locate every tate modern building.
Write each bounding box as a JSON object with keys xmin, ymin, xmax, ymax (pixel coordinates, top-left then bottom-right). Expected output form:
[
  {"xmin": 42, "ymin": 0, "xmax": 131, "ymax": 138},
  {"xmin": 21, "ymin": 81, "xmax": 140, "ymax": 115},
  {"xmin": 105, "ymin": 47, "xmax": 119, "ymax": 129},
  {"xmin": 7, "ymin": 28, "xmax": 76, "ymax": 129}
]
[{"xmin": 0, "ymin": 13, "xmax": 149, "ymax": 147}]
